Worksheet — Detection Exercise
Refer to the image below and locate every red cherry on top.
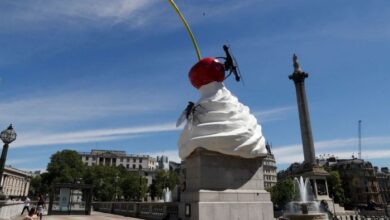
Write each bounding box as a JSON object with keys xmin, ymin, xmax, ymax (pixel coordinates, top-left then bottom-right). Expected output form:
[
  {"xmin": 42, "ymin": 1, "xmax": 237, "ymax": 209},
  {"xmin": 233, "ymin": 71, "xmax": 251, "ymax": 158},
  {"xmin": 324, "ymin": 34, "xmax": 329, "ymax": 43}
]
[{"xmin": 189, "ymin": 57, "xmax": 225, "ymax": 89}]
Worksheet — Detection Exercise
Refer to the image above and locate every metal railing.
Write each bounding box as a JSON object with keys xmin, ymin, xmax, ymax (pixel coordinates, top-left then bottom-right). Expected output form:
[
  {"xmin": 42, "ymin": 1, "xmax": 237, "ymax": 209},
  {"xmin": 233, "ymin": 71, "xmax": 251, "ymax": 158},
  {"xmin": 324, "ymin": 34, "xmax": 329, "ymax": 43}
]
[{"xmin": 92, "ymin": 201, "xmax": 178, "ymax": 220}]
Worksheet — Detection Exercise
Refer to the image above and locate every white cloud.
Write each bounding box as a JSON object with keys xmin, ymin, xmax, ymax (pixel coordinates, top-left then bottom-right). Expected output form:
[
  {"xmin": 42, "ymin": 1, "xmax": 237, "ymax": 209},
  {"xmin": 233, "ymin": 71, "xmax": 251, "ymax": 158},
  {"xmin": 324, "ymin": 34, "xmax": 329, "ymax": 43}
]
[
  {"xmin": 0, "ymin": 90, "xmax": 174, "ymax": 126},
  {"xmin": 273, "ymin": 136, "xmax": 390, "ymax": 165},
  {"xmin": 13, "ymin": 123, "xmax": 179, "ymax": 148},
  {"xmin": 6, "ymin": 105, "xmax": 295, "ymax": 149},
  {"xmin": 0, "ymin": 0, "xmax": 158, "ymax": 31},
  {"xmin": 254, "ymin": 106, "xmax": 295, "ymax": 122},
  {"xmin": 7, "ymin": 158, "xmax": 38, "ymax": 165},
  {"xmin": 0, "ymin": 0, "xmax": 263, "ymax": 33}
]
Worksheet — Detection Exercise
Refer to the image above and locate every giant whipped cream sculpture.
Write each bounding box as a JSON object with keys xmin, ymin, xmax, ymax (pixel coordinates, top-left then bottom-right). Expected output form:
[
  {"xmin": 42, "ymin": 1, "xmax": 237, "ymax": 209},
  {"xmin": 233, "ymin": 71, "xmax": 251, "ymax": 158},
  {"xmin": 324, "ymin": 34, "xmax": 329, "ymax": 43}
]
[
  {"xmin": 177, "ymin": 56, "xmax": 267, "ymax": 159},
  {"xmin": 166, "ymin": 0, "xmax": 267, "ymax": 160}
]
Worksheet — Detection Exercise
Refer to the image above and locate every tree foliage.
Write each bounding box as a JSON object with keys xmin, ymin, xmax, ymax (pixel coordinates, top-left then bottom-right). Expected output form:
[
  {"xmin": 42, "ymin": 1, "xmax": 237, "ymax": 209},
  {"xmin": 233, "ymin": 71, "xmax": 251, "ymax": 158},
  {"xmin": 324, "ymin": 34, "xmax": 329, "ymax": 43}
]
[
  {"xmin": 269, "ymin": 178, "xmax": 295, "ymax": 209},
  {"xmin": 29, "ymin": 172, "xmax": 51, "ymax": 197},
  {"xmin": 46, "ymin": 150, "xmax": 85, "ymax": 184},
  {"xmin": 30, "ymin": 150, "xmax": 149, "ymax": 201},
  {"xmin": 153, "ymin": 170, "xmax": 179, "ymax": 198},
  {"xmin": 83, "ymin": 165, "xmax": 147, "ymax": 201},
  {"xmin": 327, "ymin": 171, "xmax": 345, "ymax": 204},
  {"xmin": 120, "ymin": 172, "xmax": 144, "ymax": 201}
]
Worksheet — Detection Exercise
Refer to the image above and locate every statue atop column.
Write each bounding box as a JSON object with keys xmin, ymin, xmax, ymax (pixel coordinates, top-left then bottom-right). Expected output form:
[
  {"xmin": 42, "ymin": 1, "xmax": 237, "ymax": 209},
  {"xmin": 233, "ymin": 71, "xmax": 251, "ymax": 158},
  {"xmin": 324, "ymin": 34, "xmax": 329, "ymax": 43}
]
[{"xmin": 293, "ymin": 53, "xmax": 302, "ymax": 73}]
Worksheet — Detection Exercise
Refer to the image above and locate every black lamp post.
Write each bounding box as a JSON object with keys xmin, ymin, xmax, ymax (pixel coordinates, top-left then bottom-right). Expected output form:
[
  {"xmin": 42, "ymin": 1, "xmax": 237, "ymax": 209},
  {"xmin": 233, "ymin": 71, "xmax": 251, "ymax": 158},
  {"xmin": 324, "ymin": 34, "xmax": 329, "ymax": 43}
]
[
  {"xmin": 0, "ymin": 124, "xmax": 17, "ymax": 200},
  {"xmin": 114, "ymin": 175, "xmax": 119, "ymax": 201}
]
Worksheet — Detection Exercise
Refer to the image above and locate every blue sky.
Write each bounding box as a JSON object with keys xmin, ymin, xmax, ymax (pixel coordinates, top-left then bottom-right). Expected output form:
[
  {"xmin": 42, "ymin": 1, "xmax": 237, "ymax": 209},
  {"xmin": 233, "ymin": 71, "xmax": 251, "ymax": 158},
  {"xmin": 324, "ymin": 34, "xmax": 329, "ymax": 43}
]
[{"xmin": 0, "ymin": 0, "xmax": 389, "ymax": 171}]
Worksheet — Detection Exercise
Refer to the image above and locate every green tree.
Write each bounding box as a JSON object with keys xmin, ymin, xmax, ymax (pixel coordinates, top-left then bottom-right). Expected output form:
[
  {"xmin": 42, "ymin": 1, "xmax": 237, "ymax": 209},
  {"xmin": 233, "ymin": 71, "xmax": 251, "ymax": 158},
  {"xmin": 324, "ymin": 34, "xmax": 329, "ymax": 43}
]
[
  {"xmin": 29, "ymin": 172, "xmax": 52, "ymax": 197},
  {"xmin": 29, "ymin": 175, "xmax": 42, "ymax": 196},
  {"xmin": 46, "ymin": 150, "xmax": 85, "ymax": 184},
  {"xmin": 119, "ymin": 173, "xmax": 140, "ymax": 200},
  {"xmin": 154, "ymin": 170, "xmax": 179, "ymax": 198},
  {"xmin": 327, "ymin": 171, "xmax": 345, "ymax": 204},
  {"xmin": 123, "ymin": 171, "xmax": 148, "ymax": 201},
  {"xmin": 83, "ymin": 165, "xmax": 147, "ymax": 201},
  {"xmin": 29, "ymin": 174, "xmax": 43, "ymax": 197},
  {"xmin": 269, "ymin": 178, "xmax": 295, "ymax": 209},
  {"xmin": 83, "ymin": 165, "xmax": 119, "ymax": 201}
]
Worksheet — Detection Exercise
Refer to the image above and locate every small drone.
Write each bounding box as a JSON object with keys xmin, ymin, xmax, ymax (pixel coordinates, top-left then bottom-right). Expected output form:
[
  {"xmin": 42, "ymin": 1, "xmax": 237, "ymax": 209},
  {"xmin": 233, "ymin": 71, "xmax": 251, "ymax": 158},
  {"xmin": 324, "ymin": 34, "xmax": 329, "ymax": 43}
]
[{"xmin": 219, "ymin": 45, "xmax": 242, "ymax": 82}]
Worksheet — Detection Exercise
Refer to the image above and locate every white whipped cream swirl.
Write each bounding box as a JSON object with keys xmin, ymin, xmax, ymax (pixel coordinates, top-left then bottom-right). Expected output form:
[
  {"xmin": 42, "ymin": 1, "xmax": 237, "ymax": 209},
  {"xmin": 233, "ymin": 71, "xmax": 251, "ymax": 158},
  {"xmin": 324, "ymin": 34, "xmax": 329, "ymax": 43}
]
[{"xmin": 178, "ymin": 81, "xmax": 267, "ymax": 159}]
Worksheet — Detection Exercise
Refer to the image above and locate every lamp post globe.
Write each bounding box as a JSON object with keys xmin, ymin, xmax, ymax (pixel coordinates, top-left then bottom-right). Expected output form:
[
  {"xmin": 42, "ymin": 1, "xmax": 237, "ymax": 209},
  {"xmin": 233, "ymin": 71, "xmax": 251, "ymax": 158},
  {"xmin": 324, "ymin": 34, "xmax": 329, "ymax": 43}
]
[
  {"xmin": 0, "ymin": 124, "xmax": 17, "ymax": 145},
  {"xmin": 0, "ymin": 124, "xmax": 17, "ymax": 200}
]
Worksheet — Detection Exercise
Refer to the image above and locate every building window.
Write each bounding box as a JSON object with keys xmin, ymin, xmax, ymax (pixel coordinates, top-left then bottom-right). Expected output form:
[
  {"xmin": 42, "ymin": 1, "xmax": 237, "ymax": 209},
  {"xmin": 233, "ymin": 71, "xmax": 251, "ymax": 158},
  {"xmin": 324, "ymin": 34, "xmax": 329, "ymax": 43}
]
[
  {"xmin": 139, "ymin": 165, "xmax": 142, "ymax": 169},
  {"xmin": 133, "ymin": 158, "xmax": 136, "ymax": 163},
  {"xmin": 126, "ymin": 164, "xmax": 129, "ymax": 169},
  {"xmin": 86, "ymin": 156, "xmax": 89, "ymax": 160},
  {"xmin": 133, "ymin": 164, "xmax": 136, "ymax": 169}
]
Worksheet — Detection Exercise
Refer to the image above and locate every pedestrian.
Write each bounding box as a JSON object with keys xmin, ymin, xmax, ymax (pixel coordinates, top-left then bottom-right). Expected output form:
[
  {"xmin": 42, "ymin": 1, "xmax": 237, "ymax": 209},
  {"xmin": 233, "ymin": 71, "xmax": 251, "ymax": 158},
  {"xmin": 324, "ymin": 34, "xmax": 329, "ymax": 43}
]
[
  {"xmin": 23, "ymin": 207, "xmax": 38, "ymax": 220},
  {"xmin": 21, "ymin": 196, "xmax": 31, "ymax": 215},
  {"xmin": 36, "ymin": 194, "xmax": 45, "ymax": 220}
]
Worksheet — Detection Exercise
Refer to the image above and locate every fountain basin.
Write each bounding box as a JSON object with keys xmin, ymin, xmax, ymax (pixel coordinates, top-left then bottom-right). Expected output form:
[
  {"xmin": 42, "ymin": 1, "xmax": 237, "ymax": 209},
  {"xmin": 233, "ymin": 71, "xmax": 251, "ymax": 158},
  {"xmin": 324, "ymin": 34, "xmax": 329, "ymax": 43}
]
[{"xmin": 285, "ymin": 213, "xmax": 328, "ymax": 220}]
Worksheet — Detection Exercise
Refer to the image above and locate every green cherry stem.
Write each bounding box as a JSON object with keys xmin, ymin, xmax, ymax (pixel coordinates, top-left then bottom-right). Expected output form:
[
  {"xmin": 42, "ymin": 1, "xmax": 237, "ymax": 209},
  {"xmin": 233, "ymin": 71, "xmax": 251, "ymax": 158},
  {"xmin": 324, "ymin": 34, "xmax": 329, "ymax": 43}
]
[{"xmin": 167, "ymin": 0, "xmax": 202, "ymax": 61}]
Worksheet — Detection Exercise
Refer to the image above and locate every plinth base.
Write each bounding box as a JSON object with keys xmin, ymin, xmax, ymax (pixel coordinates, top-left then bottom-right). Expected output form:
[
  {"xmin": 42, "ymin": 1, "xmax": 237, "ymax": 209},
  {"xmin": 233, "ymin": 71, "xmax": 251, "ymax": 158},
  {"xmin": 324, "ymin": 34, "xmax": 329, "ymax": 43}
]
[
  {"xmin": 179, "ymin": 190, "xmax": 272, "ymax": 220},
  {"xmin": 178, "ymin": 148, "xmax": 273, "ymax": 220}
]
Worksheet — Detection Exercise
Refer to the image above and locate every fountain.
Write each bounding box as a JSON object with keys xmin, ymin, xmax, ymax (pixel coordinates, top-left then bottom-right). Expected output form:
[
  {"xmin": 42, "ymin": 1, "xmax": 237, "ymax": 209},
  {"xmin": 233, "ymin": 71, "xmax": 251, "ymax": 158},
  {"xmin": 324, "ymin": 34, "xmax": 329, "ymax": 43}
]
[{"xmin": 284, "ymin": 177, "xmax": 328, "ymax": 220}]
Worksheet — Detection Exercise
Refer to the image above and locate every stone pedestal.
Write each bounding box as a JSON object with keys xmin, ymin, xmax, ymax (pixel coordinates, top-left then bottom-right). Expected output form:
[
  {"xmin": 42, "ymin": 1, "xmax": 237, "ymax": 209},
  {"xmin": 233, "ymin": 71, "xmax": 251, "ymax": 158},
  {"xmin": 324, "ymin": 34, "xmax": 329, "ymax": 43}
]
[{"xmin": 179, "ymin": 148, "xmax": 273, "ymax": 220}]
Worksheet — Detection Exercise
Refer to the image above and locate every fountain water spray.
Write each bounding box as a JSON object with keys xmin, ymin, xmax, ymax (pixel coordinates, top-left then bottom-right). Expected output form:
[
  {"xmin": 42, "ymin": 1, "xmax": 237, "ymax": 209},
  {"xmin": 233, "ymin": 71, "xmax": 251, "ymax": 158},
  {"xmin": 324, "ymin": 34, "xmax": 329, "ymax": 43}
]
[
  {"xmin": 295, "ymin": 176, "xmax": 315, "ymax": 203},
  {"xmin": 284, "ymin": 177, "xmax": 328, "ymax": 220}
]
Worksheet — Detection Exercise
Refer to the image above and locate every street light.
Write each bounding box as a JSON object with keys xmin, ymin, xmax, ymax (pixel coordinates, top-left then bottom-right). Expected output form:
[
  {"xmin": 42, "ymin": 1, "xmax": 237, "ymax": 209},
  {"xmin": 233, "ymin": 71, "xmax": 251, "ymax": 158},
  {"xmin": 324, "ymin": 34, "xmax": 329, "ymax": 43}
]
[
  {"xmin": 0, "ymin": 124, "xmax": 17, "ymax": 200},
  {"xmin": 114, "ymin": 175, "xmax": 119, "ymax": 201}
]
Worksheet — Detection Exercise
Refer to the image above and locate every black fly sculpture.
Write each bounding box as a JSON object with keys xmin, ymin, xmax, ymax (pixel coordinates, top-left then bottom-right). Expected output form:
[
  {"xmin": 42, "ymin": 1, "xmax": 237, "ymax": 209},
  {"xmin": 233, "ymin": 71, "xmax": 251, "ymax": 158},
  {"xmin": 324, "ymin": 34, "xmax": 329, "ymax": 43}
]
[
  {"xmin": 176, "ymin": 101, "xmax": 204, "ymax": 128},
  {"xmin": 218, "ymin": 45, "xmax": 242, "ymax": 83}
]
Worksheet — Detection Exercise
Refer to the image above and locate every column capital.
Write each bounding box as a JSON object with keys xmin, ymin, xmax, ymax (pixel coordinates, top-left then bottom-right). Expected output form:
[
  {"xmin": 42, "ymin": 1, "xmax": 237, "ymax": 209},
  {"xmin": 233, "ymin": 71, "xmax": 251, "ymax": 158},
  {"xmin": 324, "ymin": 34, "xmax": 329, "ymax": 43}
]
[
  {"xmin": 289, "ymin": 71, "xmax": 309, "ymax": 83},
  {"xmin": 289, "ymin": 53, "xmax": 309, "ymax": 83}
]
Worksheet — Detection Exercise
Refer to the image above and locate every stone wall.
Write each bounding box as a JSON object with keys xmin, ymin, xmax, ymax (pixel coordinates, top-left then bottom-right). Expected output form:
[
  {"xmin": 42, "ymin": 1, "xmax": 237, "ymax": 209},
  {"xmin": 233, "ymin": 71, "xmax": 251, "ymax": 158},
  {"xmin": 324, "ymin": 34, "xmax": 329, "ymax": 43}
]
[{"xmin": 0, "ymin": 201, "xmax": 24, "ymax": 220}]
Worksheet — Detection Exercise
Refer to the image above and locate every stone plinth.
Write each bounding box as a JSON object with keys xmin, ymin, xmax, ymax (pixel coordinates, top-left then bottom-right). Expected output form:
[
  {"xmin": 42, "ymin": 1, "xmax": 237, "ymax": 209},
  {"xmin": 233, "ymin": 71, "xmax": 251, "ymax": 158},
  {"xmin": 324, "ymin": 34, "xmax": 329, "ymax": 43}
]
[{"xmin": 178, "ymin": 148, "xmax": 273, "ymax": 220}]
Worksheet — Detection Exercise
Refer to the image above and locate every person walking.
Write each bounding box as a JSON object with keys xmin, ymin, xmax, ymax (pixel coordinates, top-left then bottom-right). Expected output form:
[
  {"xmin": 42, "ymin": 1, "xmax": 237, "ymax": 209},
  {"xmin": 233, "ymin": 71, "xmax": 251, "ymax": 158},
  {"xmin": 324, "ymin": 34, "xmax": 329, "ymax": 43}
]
[
  {"xmin": 21, "ymin": 196, "xmax": 30, "ymax": 215},
  {"xmin": 36, "ymin": 195, "xmax": 45, "ymax": 220}
]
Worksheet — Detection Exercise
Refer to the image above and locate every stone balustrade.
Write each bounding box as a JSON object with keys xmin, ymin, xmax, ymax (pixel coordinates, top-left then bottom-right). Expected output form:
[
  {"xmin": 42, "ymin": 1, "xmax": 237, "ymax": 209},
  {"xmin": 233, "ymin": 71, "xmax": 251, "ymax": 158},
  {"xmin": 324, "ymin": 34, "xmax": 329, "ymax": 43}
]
[
  {"xmin": 92, "ymin": 202, "xmax": 178, "ymax": 220},
  {"xmin": 0, "ymin": 201, "xmax": 24, "ymax": 220}
]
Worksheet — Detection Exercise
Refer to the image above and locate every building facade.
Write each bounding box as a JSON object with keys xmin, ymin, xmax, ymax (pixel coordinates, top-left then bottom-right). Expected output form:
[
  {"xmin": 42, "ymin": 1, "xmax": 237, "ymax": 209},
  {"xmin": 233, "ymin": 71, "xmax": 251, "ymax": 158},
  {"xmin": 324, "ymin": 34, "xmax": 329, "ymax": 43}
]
[
  {"xmin": 325, "ymin": 158, "xmax": 384, "ymax": 209},
  {"xmin": 263, "ymin": 143, "xmax": 277, "ymax": 190},
  {"xmin": 157, "ymin": 155, "xmax": 169, "ymax": 171},
  {"xmin": 375, "ymin": 167, "xmax": 390, "ymax": 205},
  {"xmin": 1, "ymin": 166, "xmax": 32, "ymax": 198},
  {"xmin": 79, "ymin": 150, "xmax": 157, "ymax": 171}
]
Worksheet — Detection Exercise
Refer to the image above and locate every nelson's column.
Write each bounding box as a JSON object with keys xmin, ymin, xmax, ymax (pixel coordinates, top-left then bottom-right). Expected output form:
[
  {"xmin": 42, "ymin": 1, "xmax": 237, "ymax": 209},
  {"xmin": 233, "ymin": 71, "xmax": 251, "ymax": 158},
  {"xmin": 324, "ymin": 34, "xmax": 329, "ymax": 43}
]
[{"xmin": 284, "ymin": 54, "xmax": 329, "ymax": 200}]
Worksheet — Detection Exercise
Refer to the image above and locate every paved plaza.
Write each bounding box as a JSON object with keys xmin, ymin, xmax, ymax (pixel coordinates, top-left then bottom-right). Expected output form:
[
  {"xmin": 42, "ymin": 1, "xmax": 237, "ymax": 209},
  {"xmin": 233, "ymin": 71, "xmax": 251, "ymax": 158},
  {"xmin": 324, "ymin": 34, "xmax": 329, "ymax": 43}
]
[{"xmin": 13, "ymin": 211, "xmax": 143, "ymax": 220}]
